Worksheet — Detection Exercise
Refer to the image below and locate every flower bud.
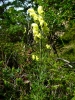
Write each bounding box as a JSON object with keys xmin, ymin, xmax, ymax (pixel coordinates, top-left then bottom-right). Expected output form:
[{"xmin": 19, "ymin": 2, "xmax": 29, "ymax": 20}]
[
  {"xmin": 32, "ymin": 54, "xmax": 35, "ymax": 60},
  {"xmin": 28, "ymin": 8, "xmax": 35, "ymax": 13},
  {"xmin": 46, "ymin": 44, "xmax": 51, "ymax": 49},
  {"xmin": 38, "ymin": 6, "xmax": 44, "ymax": 15},
  {"xmin": 36, "ymin": 56, "xmax": 39, "ymax": 61}
]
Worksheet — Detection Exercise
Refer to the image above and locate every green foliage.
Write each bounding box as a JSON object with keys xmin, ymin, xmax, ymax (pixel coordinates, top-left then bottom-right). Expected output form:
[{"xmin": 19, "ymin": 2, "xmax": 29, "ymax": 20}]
[
  {"xmin": 0, "ymin": 0, "xmax": 75, "ymax": 100},
  {"xmin": 0, "ymin": 65, "xmax": 31, "ymax": 100},
  {"xmin": 59, "ymin": 22, "xmax": 75, "ymax": 61},
  {"xmin": 62, "ymin": 22, "xmax": 75, "ymax": 43}
]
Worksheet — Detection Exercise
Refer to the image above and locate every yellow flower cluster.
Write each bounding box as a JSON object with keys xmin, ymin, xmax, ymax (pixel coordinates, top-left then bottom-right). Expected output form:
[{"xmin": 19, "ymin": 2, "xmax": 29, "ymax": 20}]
[
  {"xmin": 31, "ymin": 23, "xmax": 42, "ymax": 42},
  {"xmin": 28, "ymin": 6, "xmax": 49, "ymax": 42},
  {"xmin": 28, "ymin": 8, "xmax": 38, "ymax": 21},
  {"xmin": 37, "ymin": 6, "xmax": 44, "ymax": 15},
  {"xmin": 46, "ymin": 44, "xmax": 51, "ymax": 49},
  {"xmin": 32, "ymin": 54, "xmax": 39, "ymax": 61}
]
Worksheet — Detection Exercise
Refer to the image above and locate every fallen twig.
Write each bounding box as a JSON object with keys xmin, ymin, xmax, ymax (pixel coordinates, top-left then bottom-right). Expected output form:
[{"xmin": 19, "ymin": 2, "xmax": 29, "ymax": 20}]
[{"xmin": 56, "ymin": 58, "xmax": 75, "ymax": 68}]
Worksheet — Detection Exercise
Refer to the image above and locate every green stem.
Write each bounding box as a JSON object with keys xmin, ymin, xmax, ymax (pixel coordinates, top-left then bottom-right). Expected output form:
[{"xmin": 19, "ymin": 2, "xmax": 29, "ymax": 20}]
[{"xmin": 40, "ymin": 38, "xmax": 42, "ymax": 67}]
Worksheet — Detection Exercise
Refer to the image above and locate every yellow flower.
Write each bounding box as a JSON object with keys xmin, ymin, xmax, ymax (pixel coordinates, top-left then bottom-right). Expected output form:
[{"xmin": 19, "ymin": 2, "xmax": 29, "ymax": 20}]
[
  {"xmin": 33, "ymin": 30, "xmax": 38, "ymax": 35},
  {"xmin": 46, "ymin": 44, "xmax": 51, "ymax": 49},
  {"xmin": 40, "ymin": 20, "xmax": 44, "ymax": 26},
  {"xmin": 31, "ymin": 23, "xmax": 38, "ymax": 30},
  {"xmin": 36, "ymin": 33, "xmax": 41, "ymax": 39},
  {"xmin": 33, "ymin": 14, "xmax": 38, "ymax": 21},
  {"xmin": 30, "ymin": 13, "xmax": 38, "ymax": 20},
  {"xmin": 38, "ymin": 15, "xmax": 43, "ymax": 22},
  {"xmin": 28, "ymin": 8, "xmax": 38, "ymax": 20},
  {"xmin": 44, "ymin": 22, "xmax": 48, "ymax": 27},
  {"xmin": 32, "ymin": 54, "xmax": 35, "ymax": 60},
  {"xmin": 35, "ymin": 56, "xmax": 39, "ymax": 61},
  {"xmin": 32, "ymin": 54, "xmax": 39, "ymax": 61},
  {"xmin": 38, "ymin": 6, "xmax": 44, "ymax": 15},
  {"xmin": 28, "ymin": 8, "xmax": 35, "ymax": 13},
  {"xmin": 29, "ymin": 12, "xmax": 35, "ymax": 16}
]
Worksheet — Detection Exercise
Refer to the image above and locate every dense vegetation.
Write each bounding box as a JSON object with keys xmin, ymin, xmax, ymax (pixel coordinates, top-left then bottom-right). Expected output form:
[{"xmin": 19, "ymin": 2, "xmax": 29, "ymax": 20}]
[{"xmin": 0, "ymin": 0, "xmax": 75, "ymax": 100}]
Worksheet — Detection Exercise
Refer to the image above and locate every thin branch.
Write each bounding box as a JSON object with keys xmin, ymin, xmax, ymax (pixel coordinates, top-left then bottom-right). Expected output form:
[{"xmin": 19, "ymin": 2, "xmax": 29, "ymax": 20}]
[{"xmin": 56, "ymin": 58, "xmax": 75, "ymax": 68}]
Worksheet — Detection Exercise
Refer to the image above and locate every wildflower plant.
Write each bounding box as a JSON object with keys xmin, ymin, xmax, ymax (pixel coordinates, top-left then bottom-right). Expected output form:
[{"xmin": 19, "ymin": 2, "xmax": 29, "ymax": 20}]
[
  {"xmin": 28, "ymin": 6, "xmax": 51, "ymax": 99},
  {"xmin": 28, "ymin": 6, "xmax": 50, "ymax": 62}
]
